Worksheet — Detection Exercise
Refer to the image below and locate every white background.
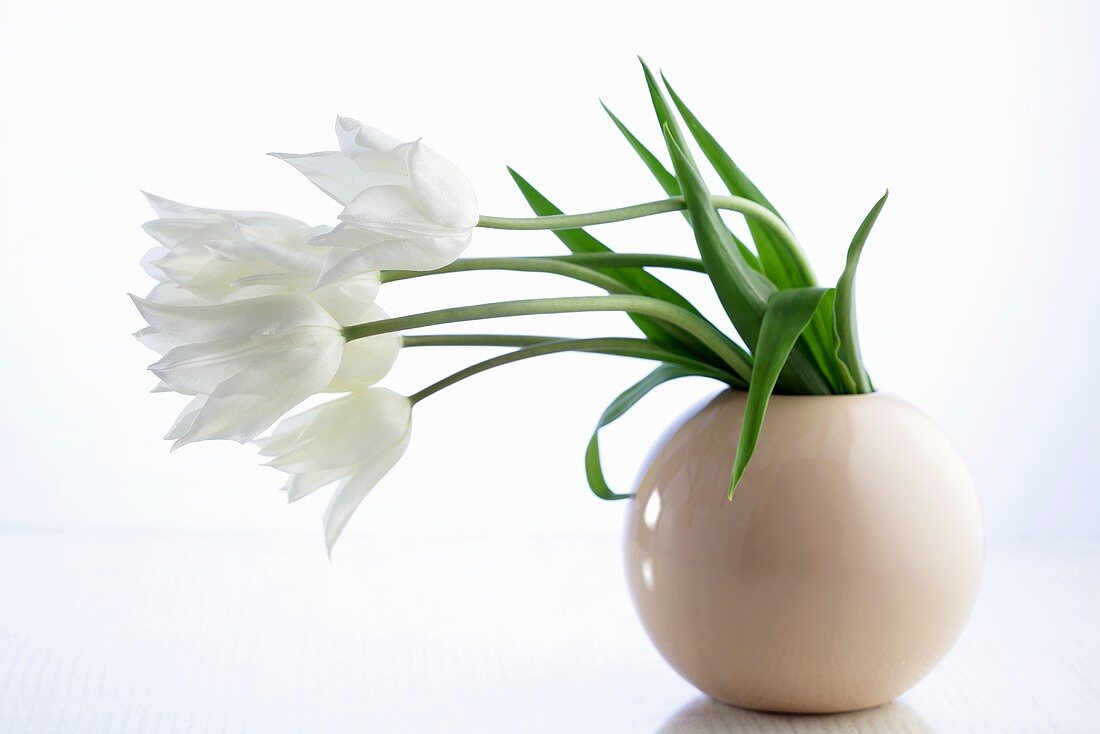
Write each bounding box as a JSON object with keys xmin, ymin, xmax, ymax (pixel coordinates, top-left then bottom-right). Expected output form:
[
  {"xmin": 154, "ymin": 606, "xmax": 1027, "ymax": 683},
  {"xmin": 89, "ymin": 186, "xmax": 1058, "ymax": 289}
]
[{"xmin": 1, "ymin": 0, "xmax": 1097, "ymax": 547}]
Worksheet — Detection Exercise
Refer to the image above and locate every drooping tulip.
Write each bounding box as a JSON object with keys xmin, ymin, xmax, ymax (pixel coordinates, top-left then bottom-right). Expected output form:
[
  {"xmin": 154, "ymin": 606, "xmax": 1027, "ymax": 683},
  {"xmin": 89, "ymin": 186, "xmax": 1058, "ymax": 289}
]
[
  {"xmin": 131, "ymin": 294, "xmax": 347, "ymax": 448},
  {"xmin": 272, "ymin": 116, "xmax": 478, "ymax": 284},
  {"xmin": 138, "ymin": 194, "xmax": 401, "ymax": 392},
  {"xmin": 256, "ymin": 389, "xmax": 413, "ymax": 552}
]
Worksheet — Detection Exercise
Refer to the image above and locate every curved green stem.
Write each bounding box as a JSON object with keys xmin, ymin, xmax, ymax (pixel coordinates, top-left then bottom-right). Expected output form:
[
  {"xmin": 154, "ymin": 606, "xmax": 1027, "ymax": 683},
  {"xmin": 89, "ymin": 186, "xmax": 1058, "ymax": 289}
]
[
  {"xmin": 408, "ymin": 337, "xmax": 736, "ymax": 405},
  {"xmin": 477, "ymin": 195, "xmax": 801, "ymax": 271},
  {"xmin": 549, "ymin": 253, "xmax": 704, "ymax": 271},
  {"xmin": 478, "ymin": 198, "xmax": 685, "ymax": 230},
  {"xmin": 343, "ymin": 295, "xmax": 752, "ymax": 382},
  {"xmin": 401, "ymin": 334, "xmax": 741, "ymax": 378},
  {"xmin": 382, "ymin": 254, "xmax": 705, "ymax": 284},
  {"xmin": 402, "ymin": 334, "xmax": 552, "ymax": 348},
  {"xmin": 380, "ymin": 258, "xmax": 625, "ymax": 291}
]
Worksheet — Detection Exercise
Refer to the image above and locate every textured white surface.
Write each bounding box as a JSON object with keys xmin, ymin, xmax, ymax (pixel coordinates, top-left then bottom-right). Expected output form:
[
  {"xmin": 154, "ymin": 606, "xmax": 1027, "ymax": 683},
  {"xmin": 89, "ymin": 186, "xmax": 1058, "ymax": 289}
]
[{"xmin": 0, "ymin": 531, "xmax": 1096, "ymax": 733}]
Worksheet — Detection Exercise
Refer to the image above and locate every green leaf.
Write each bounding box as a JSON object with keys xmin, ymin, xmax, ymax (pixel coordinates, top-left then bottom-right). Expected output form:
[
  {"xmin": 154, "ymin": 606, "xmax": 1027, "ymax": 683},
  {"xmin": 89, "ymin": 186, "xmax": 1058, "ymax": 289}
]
[
  {"xmin": 661, "ymin": 76, "xmax": 815, "ymax": 290},
  {"xmin": 660, "ymin": 75, "xmax": 843, "ymax": 393},
  {"xmin": 641, "ymin": 59, "xmax": 832, "ymax": 394},
  {"xmin": 586, "ymin": 363, "xmax": 722, "ymax": 500},
  {"xmin": 814, "ymin": 288, "xmax": 848, "ymax": 390},
  {"xmin": 507, "ymin": 168, "xmax": 717, "ymax": 362},
  {"xmin": 663, "ymin": 130, "xmax": 830, "ymax": 395},
  {"xmin": 601, "ymin": 100, "xmax": 763, "ymax": 274},
  {"xmin": 663, "ymin": 128, "xmax": 774, "ymax": 351},
  {"xmin": 729, "ymin": 287, "xmax": 832, "ymax": 497},
  {"xmin": 835, "ymin": 191, "xmax": 888, "ymax": 394},
  {"xmin": 601, "ymin": 100, "xmax": 681, "ymax": 196},
  {"xmin": 639, "ymin": 57, "xmax": 693, "ymax": 161}
]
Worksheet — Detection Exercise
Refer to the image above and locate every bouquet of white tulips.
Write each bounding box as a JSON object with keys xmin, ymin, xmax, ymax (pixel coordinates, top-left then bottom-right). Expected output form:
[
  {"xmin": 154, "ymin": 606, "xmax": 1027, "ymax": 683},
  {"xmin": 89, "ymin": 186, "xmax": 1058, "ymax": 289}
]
[{"xmin": 133, "ymin": 61, "xmax": 886, "ymax": 552}]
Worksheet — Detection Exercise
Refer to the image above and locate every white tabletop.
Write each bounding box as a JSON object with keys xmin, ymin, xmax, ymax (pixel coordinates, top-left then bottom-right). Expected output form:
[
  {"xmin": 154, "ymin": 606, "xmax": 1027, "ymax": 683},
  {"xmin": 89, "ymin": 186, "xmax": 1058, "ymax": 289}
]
[{"xmin": 0, "ymin": 529, "xmax": 1096, "ymax": 733}]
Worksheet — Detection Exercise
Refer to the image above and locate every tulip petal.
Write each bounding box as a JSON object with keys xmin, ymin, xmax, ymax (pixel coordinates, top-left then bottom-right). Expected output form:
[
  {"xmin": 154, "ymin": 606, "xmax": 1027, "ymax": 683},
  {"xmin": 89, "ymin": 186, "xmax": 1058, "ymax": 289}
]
[
  {"xmin": 269, "ymin": 151, "xmax": 375, "ymax": 205},
  {"xmin": 271, "ymin": 148, "xmax": 409, "ymax": 206},
  {"xmin": 142, "ymin": 192, "xmax": 271, "ymax": 222},
  {"xmin": 339, "ymin": 185, "xmax": 463, "ymax": 238},
  {"xmin": 317, "ymin": 233, "xmax": 471, "ymax": 285},
  {"xmin": 142, "ymin": 219, "xmax": 210, "ymax": 248},
  {"xmin": 335, "ymin": 116, "xmax": 403, "ymax": 157},
  {"xmin": 326, "ymin": 334, "xmax": 400, "ymax": 392},
  {"xmin": 407, "ymin": 141, "xmax": 479, "ymax": 230},
  {"xmin": 134, "ymin": 326, "xmax": 183, "ymax": 356},
  {"xmin": 143, "ymin": 192, "xmax": 217, "ymax": 220},
  {"xmin": 131, "ymin": 294, "xmax": 339, "ymax": 342},
  {"xmin": 153, "ymin": 325, "xmax": 342, "ymax": 396},
  {"xmin": 140, "ymin": 246, "xmax": 172, "ymax": 280},
  {"xmin": 308, "ymin": 223, "xmax": 391, "ymax": 250},
  {"xmin": 164, "ymin": 395, "xmax": 208, "ymax": 440},
  {"xmin": 284, "ymin": 467, "xmax": 349, "ymax": 501},
  {"xmin": 263, "ymin": 389, "xmax": 410, "ymax": 473},
  {"xmin": 323, "ymin": 431, "xmax": 410, "ymax": 554},
  {"xmin": 309, "ymin": 279, "xmax": 382, "ymax": 327},
  {"xmin": 170, "ymin": 331, "xmax": 343, "ymax": 448},
  {"xmin": 145, "ymin": 283, "xmax": 206, "ymax": 306}
]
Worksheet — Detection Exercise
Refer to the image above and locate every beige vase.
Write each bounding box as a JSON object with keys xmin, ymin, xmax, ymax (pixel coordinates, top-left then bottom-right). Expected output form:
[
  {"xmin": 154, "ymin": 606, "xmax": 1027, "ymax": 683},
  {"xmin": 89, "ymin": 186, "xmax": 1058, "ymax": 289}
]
[{"xmin": 624, "ymin": 390, "xmax": 983, "ymax": 714}]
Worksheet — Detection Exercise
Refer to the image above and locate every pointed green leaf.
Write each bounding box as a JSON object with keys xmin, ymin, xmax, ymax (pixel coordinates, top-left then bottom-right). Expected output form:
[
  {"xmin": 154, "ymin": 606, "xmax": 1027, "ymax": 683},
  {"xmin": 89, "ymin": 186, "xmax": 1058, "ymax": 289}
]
[
  {"xmin": 602, "ymin": 101, "xmax": 763, "ymax": 274},
  {"xmin": 835, "ymin": 191, "xmax": 888, "ymax": 394},
  {"xmin": 661, "ymin": 76, "xmax": 816, "ymax": 291},
  {"xmin": 639, "ymin": 57, "xmax": 692, "ymax": 160},
  {"xmin": 586, "ymin": 363, "xmax": 724, "ymax": 500},
  {"xmin": 663, "ymin": 129, "xmax": 773, "ymax": 348},
  {"xmin": 729, "ymin": 287, "xmax": 832, "ymax": 497},
  {"xmin": 659, "ymin": 76, "xmax": 842, "ymax": 393},
  {"xmin": 601, "ymin": 100, "xmax": 681, "ymax": 196}
]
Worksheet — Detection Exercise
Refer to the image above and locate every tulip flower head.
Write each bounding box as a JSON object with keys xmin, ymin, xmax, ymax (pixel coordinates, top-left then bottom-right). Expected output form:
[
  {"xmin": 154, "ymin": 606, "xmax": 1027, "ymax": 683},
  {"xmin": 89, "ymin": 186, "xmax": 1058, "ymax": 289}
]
[
  {"xmin": 140, "ymin": 194, "xmax": 383, "ymax": 315},
  {"xmin": 131, "ymin": 294, "xmax": 347, "ymax": 448},
  {"xmin": 257, "ymin": 389, "xmax": 412, "ymax": 553},
  {"xmin": 273, "ymin": 116, "xmax": 478, "ymax": 285}
]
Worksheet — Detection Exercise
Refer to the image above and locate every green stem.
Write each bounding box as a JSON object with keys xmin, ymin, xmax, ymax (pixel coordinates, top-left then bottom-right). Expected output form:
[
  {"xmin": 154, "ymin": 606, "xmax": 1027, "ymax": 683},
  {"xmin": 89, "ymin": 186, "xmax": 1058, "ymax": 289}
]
[
  {"xmin": 380, "ymin": 258, "xmax": 626, "ymax": 291},
  {"xmin": 381, "ymin": 254, "xmax": 705, "ymax": 284},
  {"xmin": 551, "ymin": 253, "xmax": 704, "ymax": 271},
  {"xmin": 477, "ymin": 198, "xmax": 685, "ymax": 230},
  {"xmin": 343, "ymin": 295, "xmax": 752, "ymax": 382},
  {"xmin": 401, "ymin": 333, "xmax": 740, "ymax": 377},
  {"xmin": 477, "ymin": 195, "xmax": 801, "ymax": 270},
  {"xmin": 402, "ymin": 334, "xmax": 552, "ymax": 348},
  {"xmin": 408, "ymin": 338, "xmax": 736, "ymax": 405}
]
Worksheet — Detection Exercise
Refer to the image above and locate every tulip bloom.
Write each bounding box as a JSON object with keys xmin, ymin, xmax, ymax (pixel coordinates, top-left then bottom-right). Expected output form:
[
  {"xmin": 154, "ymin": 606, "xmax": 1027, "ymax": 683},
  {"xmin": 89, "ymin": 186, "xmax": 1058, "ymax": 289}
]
[
  {"xmin": 257, "ymin": 389, "xmax": 412, "ymax": 552},
  {"xmin": 140, "ymin": 193, "xmax": 384, "ymax": 315},
  {"xmin": 139, "ymin": 195, "xmax": 401, "ymax": 393},
  {"xmin": 273, "ymin": 116, "xmax": 478, "ymax": 284},
  {"xmin": 140, "ymin": 193, "xmax": 331, "ymax": 303},
  {"xmin": 131, "ymin": 294, "xmax": 347, "ymax": 448}
]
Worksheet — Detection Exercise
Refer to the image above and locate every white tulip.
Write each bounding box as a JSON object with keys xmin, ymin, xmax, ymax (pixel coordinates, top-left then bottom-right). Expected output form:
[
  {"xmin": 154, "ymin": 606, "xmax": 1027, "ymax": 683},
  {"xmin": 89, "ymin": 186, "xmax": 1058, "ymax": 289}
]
[
  {"xmin": 139, "ymin": 194, "xmax": 401, "ymax": 391},
  {"xmin": 140, "ymin": 193, "xmax": 331, "ymax": 302},
  {"xmin": 131, "ymin": 294, "xmax": 347, "ymax": 448},
  {"xmin": 256, "ymin": 389, "xmax": 413, "ymax": 552},
  {"xmin": 140, "ymin": 193, "xmax": 383, "ymax": 318},
  {"xmin": 272, "ymin": 116, "xmax": 478, "ymax": 284}
]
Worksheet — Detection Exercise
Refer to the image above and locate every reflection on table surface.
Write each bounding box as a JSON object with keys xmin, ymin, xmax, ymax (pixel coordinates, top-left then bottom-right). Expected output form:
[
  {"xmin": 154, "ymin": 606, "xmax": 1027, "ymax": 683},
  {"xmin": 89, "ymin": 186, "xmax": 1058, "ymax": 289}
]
[{"xmin": 655, "ymin": 697, "xmax": 932, "ymax": 734}]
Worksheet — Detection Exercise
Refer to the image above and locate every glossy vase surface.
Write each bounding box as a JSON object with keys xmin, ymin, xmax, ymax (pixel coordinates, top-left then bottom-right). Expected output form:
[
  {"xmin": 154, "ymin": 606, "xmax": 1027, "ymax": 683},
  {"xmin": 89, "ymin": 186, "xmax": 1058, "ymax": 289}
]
[{"xmin": 624, "ymin": 390, "xmax": 983, "ymax": 713}]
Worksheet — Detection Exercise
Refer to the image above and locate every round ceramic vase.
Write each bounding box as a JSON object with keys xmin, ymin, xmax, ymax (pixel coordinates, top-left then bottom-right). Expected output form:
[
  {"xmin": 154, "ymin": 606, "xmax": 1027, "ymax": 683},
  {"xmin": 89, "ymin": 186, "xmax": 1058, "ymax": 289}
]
[{"xmin": 624, "ymin": 390, "xmax": 983, "ymax": 714}]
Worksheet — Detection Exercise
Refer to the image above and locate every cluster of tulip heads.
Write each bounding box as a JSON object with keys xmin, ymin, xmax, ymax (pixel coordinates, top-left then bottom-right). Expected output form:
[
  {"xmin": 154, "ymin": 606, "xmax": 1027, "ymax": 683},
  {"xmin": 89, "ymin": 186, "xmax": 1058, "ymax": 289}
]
[
  {"xmin": 135, "ymin": 63, "xmax": 886, "ymax": 553},
  {"xmin": 134, "ymin": 117, "xmax": 478, "ymax": 551}
]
